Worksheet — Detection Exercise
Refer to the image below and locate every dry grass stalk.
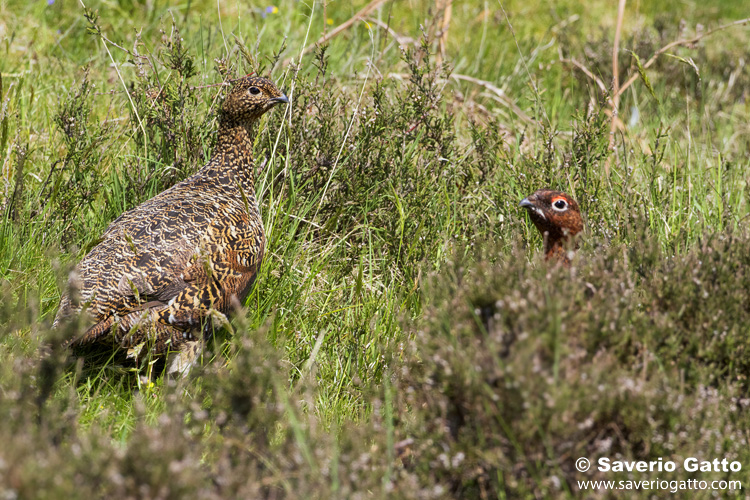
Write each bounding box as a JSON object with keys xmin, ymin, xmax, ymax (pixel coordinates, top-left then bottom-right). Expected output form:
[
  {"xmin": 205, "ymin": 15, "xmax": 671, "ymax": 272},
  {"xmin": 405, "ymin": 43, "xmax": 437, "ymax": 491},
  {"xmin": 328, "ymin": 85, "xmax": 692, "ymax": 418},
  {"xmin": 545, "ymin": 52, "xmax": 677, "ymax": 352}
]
[
  {"xmin": 605, "ymin": 0, "xmax": 628, "ymax": 176},
  {"xmin": 436, "ymin": 0, "xmax": 453, "ymax": 66}
]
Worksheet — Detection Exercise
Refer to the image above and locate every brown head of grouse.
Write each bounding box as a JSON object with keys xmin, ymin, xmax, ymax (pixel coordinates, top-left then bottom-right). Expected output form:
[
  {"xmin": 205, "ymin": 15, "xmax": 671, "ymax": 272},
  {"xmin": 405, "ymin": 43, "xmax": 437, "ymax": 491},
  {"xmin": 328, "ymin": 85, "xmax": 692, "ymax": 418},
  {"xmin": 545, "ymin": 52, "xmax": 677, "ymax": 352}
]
[
  {"xmin": 520, "ymin": 189, "xmax": 583, "ymax": 263},
  {"xmin": 221, "ymin": 77, "xmax": 289, "ymax": 125},
  {"xmin": 54, "ymin": 75, "xmax": 288, "ymax": 375}
]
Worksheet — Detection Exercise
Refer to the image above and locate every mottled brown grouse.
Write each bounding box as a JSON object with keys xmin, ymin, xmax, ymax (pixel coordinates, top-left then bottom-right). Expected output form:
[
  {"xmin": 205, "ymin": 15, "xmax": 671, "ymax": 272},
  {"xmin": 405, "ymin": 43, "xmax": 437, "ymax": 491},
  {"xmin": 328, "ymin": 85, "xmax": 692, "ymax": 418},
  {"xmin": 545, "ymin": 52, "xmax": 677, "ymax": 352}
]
[
  {"xmin": 54, "ymin": 76, "xmax": 288, "ymax": 373},
  {"xmin": 520, "ymin": 189, "xmax": 584, "ymax": 263}
]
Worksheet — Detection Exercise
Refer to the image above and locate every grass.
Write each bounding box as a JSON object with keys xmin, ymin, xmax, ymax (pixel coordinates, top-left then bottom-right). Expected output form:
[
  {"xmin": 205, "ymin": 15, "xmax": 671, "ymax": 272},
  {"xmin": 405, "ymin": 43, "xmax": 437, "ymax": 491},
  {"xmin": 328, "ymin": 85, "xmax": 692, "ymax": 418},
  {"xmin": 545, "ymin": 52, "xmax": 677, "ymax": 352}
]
[{"xmin": 2, "ymin": 0, "xmax": 750, "ymax": 497}]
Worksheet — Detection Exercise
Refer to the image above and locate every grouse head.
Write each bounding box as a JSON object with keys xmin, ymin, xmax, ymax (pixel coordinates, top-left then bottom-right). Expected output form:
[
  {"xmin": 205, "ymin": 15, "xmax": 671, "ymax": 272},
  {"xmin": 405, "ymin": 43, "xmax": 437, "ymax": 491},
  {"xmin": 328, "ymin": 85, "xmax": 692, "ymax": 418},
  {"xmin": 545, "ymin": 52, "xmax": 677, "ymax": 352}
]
[
  {"xmin": 221, "ymin": 76, "xmax": 288, "ymax": 124},
  {"xmin": 520, "ymin": 189, "xmax": 584, "ymax": 262}
]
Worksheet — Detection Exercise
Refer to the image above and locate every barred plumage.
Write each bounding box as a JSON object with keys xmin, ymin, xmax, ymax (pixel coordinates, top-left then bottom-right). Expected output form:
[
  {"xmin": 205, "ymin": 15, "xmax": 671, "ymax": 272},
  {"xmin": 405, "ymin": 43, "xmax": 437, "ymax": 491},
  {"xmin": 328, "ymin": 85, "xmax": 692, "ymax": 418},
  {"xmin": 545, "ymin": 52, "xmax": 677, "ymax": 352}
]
[{"xmin": 54, "ymin": 76, "xmax": 288, "ymax": 373}]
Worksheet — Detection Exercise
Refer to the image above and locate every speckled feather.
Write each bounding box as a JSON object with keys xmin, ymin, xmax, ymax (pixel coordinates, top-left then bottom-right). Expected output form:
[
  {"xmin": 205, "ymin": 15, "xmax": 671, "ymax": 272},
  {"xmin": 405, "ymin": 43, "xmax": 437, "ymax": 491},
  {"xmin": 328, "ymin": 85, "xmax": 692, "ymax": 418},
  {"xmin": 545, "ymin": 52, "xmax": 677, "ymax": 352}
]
[
  {"xmin": 55, "ymin": 76, "xmax": 288, "ymax": 362},
  {"xmin": 520, "ymin": 189, "xmax": 584, "ymax": 263}
]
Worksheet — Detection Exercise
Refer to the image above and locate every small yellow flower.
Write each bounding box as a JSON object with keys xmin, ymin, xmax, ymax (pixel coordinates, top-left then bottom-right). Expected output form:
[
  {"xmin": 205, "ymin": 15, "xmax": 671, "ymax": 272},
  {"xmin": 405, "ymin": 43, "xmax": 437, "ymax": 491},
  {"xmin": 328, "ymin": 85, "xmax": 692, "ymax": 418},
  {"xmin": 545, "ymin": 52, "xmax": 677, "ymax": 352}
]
[
  {"xmin": 364, "ymin": 21, "xmax": 372, "ymax": 30},
  {"xmin": 270, "ymin": 6, "xmax": 278, "ymax": 14},
  {"xmin": 326, "ymin": 18, "xmax": 334, "ymax": 26}
]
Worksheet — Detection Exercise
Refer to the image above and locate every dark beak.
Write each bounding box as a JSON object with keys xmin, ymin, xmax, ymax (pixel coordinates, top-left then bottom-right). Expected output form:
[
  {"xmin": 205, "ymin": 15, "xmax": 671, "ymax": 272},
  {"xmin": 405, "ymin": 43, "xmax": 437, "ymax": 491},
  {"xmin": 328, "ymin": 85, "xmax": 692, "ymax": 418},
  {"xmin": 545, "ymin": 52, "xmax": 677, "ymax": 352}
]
[
  {"xmin": 270, "ymin": 94, "xmax": 289, "ymax": 105},
  {"xmin": 520, "ymin": 197, "xmax": 546, "ymax": 220},
  {"xmin": 519, "ymin": 198, "xmax": 534, "ymax": 209}
]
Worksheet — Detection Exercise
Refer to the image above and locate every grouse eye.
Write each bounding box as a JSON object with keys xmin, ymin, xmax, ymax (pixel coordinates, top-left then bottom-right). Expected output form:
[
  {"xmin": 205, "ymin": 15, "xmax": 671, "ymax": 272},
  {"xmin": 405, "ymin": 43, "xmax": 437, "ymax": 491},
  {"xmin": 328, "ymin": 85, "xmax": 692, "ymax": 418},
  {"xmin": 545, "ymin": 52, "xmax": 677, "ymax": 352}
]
[
  {"xmin": 249, "ymin": 86, "xmax": 261, "ymax": 95},
  {"xmin": 552, "ymin": 199, "xmax": 568, "ymax": 210}
]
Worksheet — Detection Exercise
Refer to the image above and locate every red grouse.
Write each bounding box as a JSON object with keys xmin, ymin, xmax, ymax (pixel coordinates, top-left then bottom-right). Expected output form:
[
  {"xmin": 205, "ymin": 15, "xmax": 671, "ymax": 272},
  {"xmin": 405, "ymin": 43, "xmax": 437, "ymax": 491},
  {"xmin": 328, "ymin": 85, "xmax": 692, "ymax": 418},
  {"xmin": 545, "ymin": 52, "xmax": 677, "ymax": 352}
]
[
  {"xmin": 520, "ymin": 189, "xmax": 583, "ymax": 263},
  {"xmin": 54, "ymin": 76, "xmax": 288, "ymax": 374}
]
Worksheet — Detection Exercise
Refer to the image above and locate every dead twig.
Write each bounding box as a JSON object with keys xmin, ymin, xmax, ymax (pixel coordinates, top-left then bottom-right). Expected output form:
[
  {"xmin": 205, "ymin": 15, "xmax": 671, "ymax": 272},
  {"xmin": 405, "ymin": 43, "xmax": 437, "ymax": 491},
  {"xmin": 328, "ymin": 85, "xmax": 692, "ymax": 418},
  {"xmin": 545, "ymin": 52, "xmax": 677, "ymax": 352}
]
[
  {"xmin": 558, "ymin": 53, "xmax": 608, "ymax": 95},
  {"xmin": 450, "ymin": 73, "xmax": 535, "ymax": 124},
  {"xmin": 556, "ymin": 55, "xmax": 625, "ymax": 135},
  {"xmin": 282, "ymin": 0, "xmax": 391, "ymax": 66},
  {"xmin": 365, "ymin": 17, "xmax": 414, "ymax": 46}
]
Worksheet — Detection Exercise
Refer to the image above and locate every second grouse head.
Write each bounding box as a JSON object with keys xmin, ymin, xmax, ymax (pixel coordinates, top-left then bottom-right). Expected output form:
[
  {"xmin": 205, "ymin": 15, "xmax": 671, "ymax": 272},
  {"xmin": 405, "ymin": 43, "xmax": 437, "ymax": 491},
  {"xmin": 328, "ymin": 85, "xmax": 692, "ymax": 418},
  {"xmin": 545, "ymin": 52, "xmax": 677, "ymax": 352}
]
[
  {"xmin": 520, "ymin": 189, "xmax": 584, "ymax": 262},
  {"xmin": 221, "ymin": 76, "xmax": 289, "ymax": 124}
]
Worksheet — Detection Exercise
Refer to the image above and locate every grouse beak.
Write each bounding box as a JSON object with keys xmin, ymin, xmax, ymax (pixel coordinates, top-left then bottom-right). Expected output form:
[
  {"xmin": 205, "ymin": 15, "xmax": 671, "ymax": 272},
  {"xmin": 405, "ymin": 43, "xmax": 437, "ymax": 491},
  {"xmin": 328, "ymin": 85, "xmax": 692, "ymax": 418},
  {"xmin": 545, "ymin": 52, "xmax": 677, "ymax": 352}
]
[
  {"xmin": 520, "ymin": 197, "xmax": 546, "ymax": 220},
  {"xmin": 270, "ymin": 94, "xmax": 289, "ymax": 105},
  {"xmin": 519, "ymin": 198, "xmax": 534, "ymax": 210}
]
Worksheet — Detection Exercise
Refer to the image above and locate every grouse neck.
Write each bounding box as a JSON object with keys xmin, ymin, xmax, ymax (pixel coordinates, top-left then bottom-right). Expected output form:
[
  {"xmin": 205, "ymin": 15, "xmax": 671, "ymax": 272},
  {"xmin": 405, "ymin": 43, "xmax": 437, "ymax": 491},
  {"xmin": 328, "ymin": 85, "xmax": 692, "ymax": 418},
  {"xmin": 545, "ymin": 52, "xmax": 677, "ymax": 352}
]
[
  {"xmin": 544, "ymin": 232, "xmax": 575, "ymax": 264},
  {"xmin": 216, "ymin": 119, "xmax": 255, "ymax": 158},
  {"xmin": 545, "ymin": 238, "xmax": 564, "ymax": 261},
  {"xmin": 205, "ymin": 119, "xmax": 257, "ymax": 193}
]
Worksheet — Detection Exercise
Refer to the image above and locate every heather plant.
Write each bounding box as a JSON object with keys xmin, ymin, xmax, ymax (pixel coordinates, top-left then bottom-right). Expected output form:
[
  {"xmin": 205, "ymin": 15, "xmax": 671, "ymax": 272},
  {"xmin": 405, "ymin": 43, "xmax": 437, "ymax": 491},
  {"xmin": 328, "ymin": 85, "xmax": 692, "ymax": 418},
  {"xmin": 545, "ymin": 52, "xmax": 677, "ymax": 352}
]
[
  {"xmin": 45, "ymin": 70, "xmax": 107, "ymax": 243},
  {"xmin": 388, "ymin": 231, "xmax": 750, "ymax": 497}
]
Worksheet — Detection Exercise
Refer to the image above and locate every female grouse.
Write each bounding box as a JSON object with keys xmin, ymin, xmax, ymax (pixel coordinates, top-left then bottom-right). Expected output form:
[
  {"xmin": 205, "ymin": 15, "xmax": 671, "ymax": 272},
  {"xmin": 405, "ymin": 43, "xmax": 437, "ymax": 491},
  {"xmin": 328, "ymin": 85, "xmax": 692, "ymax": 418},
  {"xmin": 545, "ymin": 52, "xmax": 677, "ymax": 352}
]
[{"xmin": 54, "ymin": 76, "xmax": 288, "ymax": 374}]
